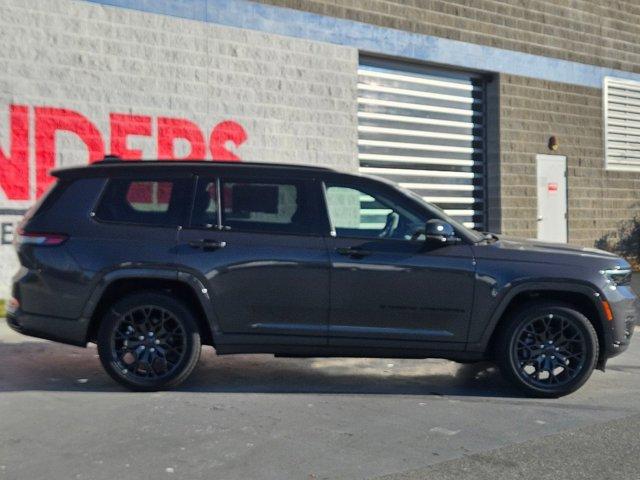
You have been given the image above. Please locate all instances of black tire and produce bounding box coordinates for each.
[97,292,201,391]
[495,301,599,398]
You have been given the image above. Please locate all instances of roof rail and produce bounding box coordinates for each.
[98,154,122,163]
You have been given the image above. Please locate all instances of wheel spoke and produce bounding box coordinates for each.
[512,312,587,390]
[110,304,187,382]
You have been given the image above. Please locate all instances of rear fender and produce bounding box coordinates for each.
[81,268,220,343]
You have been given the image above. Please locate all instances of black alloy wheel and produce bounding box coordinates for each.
[497,302,598,398]
[98,292,201,391]
[111,305,186,379]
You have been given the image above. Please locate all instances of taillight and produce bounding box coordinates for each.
[14,228,68,246]
[7,297,19,315]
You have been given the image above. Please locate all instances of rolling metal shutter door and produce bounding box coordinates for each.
[358,58,486,229]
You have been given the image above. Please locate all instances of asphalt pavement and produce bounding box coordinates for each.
[1,318,639,480]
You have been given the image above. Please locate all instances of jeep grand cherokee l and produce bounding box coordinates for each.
[7,160,638,397]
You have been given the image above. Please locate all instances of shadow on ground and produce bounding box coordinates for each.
[0,340,520,398]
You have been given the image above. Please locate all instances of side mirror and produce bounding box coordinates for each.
[423,219,459,244]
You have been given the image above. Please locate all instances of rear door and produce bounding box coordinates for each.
[177,174,331,345]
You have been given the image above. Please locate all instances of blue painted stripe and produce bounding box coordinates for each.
[84,0,640,89]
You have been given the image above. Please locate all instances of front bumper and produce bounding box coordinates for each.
[603,285,637,359]
[6,308,88,347]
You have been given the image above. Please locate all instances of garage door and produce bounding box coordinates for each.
[357,57,486,230]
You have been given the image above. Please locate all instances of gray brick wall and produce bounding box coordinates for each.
[498,74,640,249]
[253,0,640,75]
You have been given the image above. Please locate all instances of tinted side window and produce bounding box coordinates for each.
[325,183,425,240]
[24,179,70,221]
[95,178,191,227]
[220,178,320,235]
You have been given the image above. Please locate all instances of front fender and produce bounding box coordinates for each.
[466,280,608,353]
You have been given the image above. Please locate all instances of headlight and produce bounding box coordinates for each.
[600,268,632,289]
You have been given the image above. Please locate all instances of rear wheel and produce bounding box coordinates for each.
[496,302,598,398]
[97,292,201,391]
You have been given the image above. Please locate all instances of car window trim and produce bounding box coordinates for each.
[187,175,223,231]
[319,181,337,237]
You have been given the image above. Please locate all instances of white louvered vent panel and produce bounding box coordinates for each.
[605,77,640,172]
[358,59,486,230]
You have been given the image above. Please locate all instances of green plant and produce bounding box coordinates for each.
[595,215,640,271]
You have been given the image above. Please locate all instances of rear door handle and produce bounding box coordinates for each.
[335,247,371,259]
[189,239,227,251]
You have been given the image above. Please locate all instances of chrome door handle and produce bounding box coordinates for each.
[189,239,227,251]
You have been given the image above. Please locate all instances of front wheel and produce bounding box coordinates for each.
[97,292,201,391]
[496,302,599,398]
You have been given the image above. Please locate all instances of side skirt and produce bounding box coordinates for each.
[214,344,486,363]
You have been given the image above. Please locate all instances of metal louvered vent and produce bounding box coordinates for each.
[357,58,486,229]
[604,77,640,171]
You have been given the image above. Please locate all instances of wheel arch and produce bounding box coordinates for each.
[83,269,217,347]
[471,282,609,367]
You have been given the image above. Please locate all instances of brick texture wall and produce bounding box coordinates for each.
[499,76,599,241]
[498,74,640,249]
[253,0,640,74]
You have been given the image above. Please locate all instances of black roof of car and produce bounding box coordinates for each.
[52,159,338,179]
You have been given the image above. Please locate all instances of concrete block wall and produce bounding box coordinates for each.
[498,75,603,242]
[498,74,640,248]
[252,0,640,74]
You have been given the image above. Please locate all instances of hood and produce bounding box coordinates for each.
[475,234,628,268]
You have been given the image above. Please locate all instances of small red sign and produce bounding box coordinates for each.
[547,182,558,193]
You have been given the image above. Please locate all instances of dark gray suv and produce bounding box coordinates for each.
[7,160,638,396]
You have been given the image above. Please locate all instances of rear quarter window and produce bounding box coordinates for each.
[23,179,70,221]
[95,178,191,227]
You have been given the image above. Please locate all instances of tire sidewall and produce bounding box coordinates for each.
[500,303,598,398]
[97,292,201,391]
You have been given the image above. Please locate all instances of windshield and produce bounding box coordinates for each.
[399,187,486,243]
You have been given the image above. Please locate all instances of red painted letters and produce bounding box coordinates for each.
[157,117,206,160]
[0,104,248,201]
[110,113,152,160]
[210,120,247,161]
[35,107,106,196]
[0,105,29,200]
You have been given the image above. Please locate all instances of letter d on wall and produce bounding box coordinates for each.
[35,107,105,196]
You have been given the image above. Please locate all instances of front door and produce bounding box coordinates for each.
[177,175,330,345]
[323,180,476,346]
[536,154,567,243]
